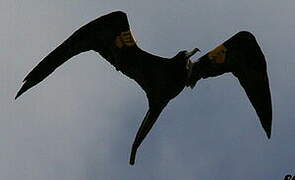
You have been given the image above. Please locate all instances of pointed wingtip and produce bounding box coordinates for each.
[261,119,272,139]
[15,86,25,100]
[15,93,20,100]
[15,80,32,100]
[266,129,271,139]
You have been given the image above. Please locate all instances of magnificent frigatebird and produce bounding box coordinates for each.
[15,11,272,165]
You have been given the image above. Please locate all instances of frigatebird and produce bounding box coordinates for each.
[15,11,272,165]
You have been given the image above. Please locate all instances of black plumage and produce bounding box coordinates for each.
[187,31,272,139]
[15,11,272,165]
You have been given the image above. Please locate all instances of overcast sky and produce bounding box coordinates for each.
[1,0,295,179]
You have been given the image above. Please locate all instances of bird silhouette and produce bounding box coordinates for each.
[15,11,272,165]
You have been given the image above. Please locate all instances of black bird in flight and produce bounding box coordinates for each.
[15,11,272,165]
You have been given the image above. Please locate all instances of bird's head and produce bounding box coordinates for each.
[175,48,200,61]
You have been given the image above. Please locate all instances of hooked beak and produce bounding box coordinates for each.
[185,48,200,59]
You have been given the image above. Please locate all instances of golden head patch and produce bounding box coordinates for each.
[208,44,227,63]
[115,30,136,48]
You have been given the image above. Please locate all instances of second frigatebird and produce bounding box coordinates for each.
[15,11,272,165]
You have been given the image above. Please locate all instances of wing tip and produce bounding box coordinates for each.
[266,131,271,139]
[261,117,272,139]
[265,124,272,139]
[15,80,35,100]
[15,93,20,100]
[260,107,272,140]
[15,83,27,100]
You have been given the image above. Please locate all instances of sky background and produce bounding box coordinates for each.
[1,0,295,179]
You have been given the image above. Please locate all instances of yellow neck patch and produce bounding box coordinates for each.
[115,30,136,48]
[208,44,227,63]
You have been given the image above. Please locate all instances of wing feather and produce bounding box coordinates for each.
[15,11,134,99]
[188,31,272,138]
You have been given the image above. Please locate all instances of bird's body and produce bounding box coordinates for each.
[110,46,189,104]
[16,11,272,165]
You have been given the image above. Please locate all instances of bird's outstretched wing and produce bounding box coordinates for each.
[15,11,137,99]
[187,31,272,138]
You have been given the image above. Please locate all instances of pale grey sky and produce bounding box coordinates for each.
[1,0,295,179]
